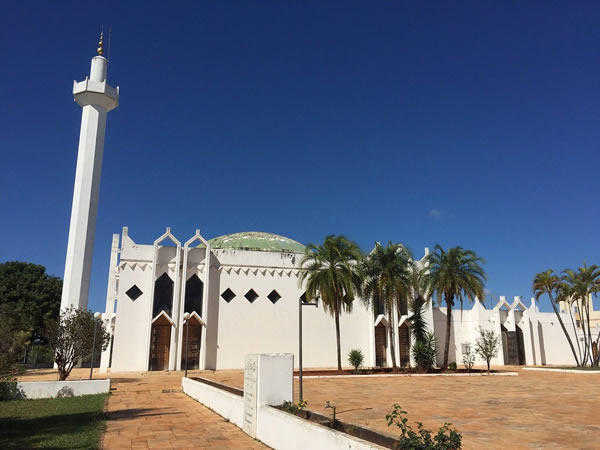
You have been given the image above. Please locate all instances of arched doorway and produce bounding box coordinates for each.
[181,315,202,370]
[375,323,387,367]
[398,323,410,367]
[149,314,172,371]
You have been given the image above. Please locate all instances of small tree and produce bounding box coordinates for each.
[462,343,475,372]
[348,349,364,374]
[46,306,109,381]
[475,328,500,374]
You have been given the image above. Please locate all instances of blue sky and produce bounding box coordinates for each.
[2,1,599,313]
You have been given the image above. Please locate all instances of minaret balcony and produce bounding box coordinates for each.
[73,78,119,111]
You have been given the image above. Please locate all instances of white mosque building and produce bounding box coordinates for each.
[60,37,579,374]
[98,226,579,373]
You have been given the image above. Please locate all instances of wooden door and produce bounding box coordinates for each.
[375,324,387,367]
[181,322,202,370]
[399,325,410,367]
[150,320,171,371]
[516,326,526,365]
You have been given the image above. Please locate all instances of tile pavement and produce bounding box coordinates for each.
[20,366,600,448]
[19,369,266,449]
[199,366,600,449]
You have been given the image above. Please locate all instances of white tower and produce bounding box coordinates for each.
[60,33,119,311]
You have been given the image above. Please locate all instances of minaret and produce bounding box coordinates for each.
[60,32,119,311]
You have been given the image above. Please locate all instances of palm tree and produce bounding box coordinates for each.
[533,269,580,366]
[561,264,600,366]
[408,264,430,345]
[362,242,413,370]
[426,245,487,370]
[555,281,583,365]
[299,235,363,371]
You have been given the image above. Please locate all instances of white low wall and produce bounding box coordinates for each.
[256,405,383,450]
[17,379,111,399]
[182,377,244,427]
[182,377,384,449]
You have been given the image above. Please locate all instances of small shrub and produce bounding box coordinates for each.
[448,362,457,371]
[348,349,364,374]
[281,400,307,414]
[475,328,501,374]
[0,375,25,401]
[412,332,437,372]
[462,343,476,372]
[387,404,462,449]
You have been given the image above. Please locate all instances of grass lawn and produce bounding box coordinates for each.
[0,393,108,449]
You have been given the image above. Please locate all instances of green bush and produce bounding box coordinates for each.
[462,343,475,372]
[448,362,457,371]
[348,349,364,374]
[387,404,462,449]
[412,332,437,372]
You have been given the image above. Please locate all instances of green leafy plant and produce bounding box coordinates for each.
[462,343,475,372]
[412,332,437,372]
[281,400,308,414]
[475,328,500,374]
[448,362,457,371]
[348,349,364,374]
[386,404,462,449]
[46,306,110,381]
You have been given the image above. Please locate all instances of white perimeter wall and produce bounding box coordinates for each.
[17,379,110,399]
[432,303,503,367]
[533,313,578,366]
[433,299,579,367]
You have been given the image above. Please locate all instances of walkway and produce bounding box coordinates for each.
[19,369,267,449]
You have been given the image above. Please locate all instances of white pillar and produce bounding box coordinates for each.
[61,41,119,312]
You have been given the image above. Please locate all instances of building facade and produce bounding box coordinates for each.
[99,227,578,373]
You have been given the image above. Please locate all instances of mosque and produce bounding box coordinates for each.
[61,36,580,374]
[97,226,580,373]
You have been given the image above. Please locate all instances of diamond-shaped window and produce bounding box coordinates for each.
[245,289,259,303]
[221,288,236,303]
[300,291,318,306]
[126,285,143,301]
[268,290,281,304]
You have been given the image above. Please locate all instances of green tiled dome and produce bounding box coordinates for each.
[206,231,306,253]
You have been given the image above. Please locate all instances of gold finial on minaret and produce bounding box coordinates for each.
[97,30,104,56]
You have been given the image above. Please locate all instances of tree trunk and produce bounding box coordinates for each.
[585,301,592,366]
[443,295,453,370]
[334,308,342,371]
[548,295,580,367]
[487,359,490,374]
[567,301,583,364]
[388,309,397,371]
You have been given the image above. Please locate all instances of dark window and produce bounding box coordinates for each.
[153,273,174,317]
[125,285,143,301]
[184,274,203,314]
[399,298,408,316]
[300,291,318,306]
[221,288,236,303]
[245,289,259,303]
[267,290,281,304]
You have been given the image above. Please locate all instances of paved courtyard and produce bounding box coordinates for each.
[20,367,600,448]
[199,367,600,449]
